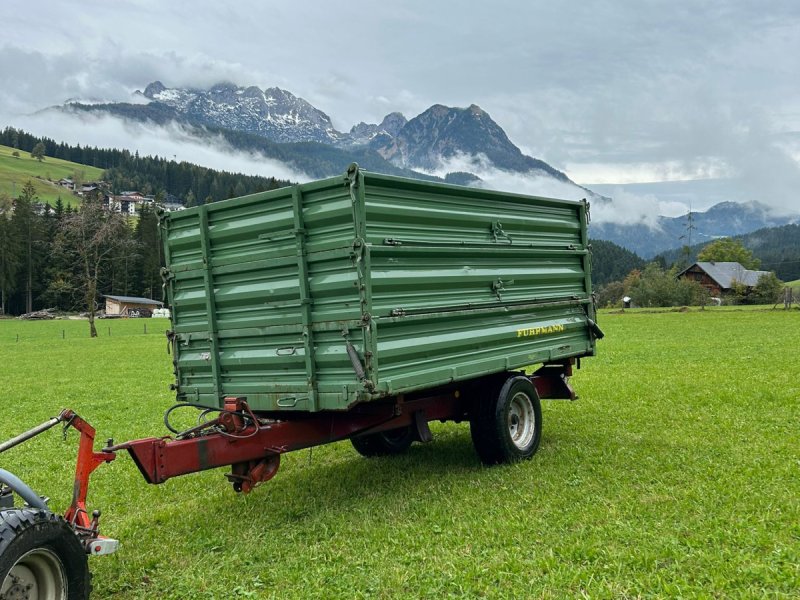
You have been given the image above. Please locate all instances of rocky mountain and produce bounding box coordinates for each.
[590,201,794,258]
[346,112,408,146]
[138,81,341,144]
[62,82,569,181]
[369,104,568,179]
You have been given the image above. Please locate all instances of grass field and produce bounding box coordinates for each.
[0,309,798,598]
[0,143,103,205]
[786,278,800,288]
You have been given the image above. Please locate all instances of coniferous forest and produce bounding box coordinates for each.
[0,182,163,315]
[0,128,293,316]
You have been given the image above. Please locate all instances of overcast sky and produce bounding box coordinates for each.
[2,0,800,214]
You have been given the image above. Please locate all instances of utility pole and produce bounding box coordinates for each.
[679,203,697,264]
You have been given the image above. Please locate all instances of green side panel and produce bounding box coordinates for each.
[358,172,593,397]
[373,304,592,394]
[162,168,596,412]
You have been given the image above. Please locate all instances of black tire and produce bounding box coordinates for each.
[470,375,542,465]
[0,509,91,599]
[351,426,415,457]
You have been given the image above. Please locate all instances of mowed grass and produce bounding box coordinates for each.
[0,310,798,598]
[0,143,102,205]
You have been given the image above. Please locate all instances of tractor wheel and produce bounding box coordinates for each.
[0,509,90,600]
[470,375,542,465]
[351,426,415,457]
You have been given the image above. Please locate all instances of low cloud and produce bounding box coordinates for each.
[1,110,311,183]
[425,153,686,227]
[425,153,589,200]
[590,188,687,227]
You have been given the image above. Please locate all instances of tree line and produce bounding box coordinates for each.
[0,127,297,321]
[0,183,161,320]
[0,127,292,204]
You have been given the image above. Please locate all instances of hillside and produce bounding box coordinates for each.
[590,239,646,286]
[654,223,800,282]
[0,128,292,205]
[0,144,102,205]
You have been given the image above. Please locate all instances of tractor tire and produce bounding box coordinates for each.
[0,509,91,600]
[470,375,542,465]
[351,426,415,457]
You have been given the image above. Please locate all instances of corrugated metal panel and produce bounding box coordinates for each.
[161,167,597,412]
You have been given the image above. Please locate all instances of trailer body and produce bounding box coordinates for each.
[161,165,597,412]
[0,167,602,597]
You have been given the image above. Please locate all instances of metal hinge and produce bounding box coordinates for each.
[491,221,512,243]
[491,278,514,300]
[345,163,361,191]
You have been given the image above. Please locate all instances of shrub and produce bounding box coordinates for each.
[628,263,705,307]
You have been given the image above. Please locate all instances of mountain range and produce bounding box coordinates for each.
[54,81,798,257]
[64,81,568,181]
[590,201,793,258]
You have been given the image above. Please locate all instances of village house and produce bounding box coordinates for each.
[56,179,104,194]
[103,295,163,318]
[101,192,185,215]
[102,191,147,215]
[677,262,771,296]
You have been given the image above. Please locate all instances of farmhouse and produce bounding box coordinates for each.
[678,261,770,296]
[104,295,163,317]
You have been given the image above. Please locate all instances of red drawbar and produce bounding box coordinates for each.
[118,394,464,491]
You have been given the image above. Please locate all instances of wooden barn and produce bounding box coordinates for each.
[678,262,770,296]
[104,295,163,318]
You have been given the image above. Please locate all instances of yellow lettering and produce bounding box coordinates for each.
[514,323,566,339]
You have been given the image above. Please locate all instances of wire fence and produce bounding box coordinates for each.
[0,318,171,343]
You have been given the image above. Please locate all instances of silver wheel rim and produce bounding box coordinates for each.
[508,391,535,450]
[0,547,67,600]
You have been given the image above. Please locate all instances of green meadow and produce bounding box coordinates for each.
[0,143,103,205]
[0,308,797,598]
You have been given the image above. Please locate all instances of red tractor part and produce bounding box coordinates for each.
[0,410,118,556]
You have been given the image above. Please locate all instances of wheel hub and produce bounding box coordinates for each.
[507,392,535,450]
[0,548,66,600]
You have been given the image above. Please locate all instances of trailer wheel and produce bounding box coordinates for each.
[351,426,415,457]
[470,376,542,465]
[0,509,90,600]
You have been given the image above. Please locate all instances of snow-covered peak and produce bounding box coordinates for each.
[138,81,342,144]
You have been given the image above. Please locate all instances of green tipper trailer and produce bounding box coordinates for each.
[0,166,602,596]
[162,164,600,415]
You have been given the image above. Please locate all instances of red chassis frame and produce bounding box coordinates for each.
[113,362,575,493]
[2,362,575,545]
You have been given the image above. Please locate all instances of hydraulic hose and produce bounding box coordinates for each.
[0,468,48,510]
